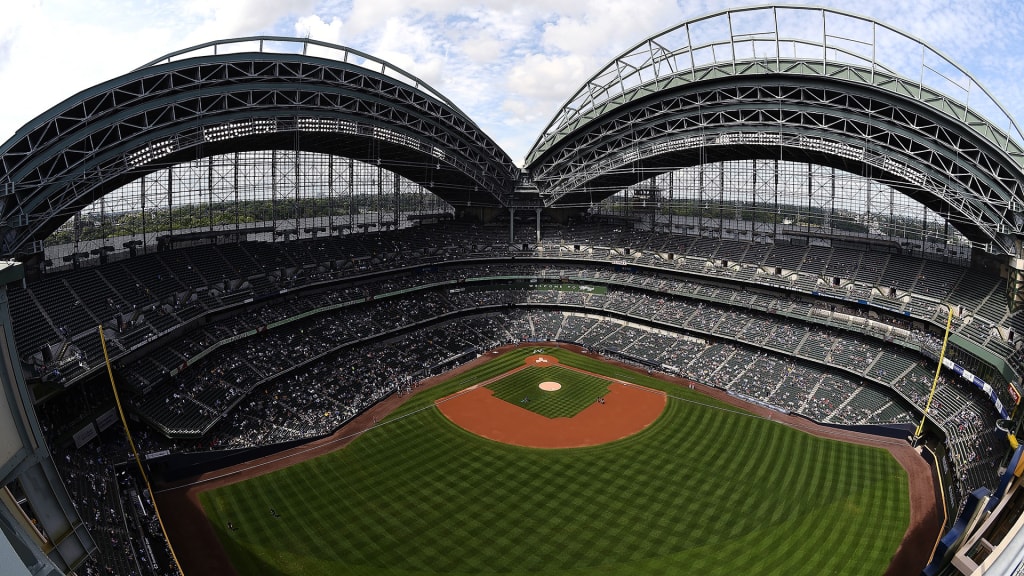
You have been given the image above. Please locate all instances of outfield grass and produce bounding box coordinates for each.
[199,347,909,575]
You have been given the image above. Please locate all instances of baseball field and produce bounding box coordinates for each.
[195,346,914,575]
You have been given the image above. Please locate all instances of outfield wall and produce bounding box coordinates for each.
[149,392,393,484]
[790,415,917,441]
[149,435,323,484]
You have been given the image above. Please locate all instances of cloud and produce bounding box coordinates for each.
[503,52,589,117]
[539,0,678,58]
[0,3,184,142]
[180,0,320,43]
[0,0,40,72]
[294,14,344,42]
[342,0,441,39]
[1,0,1022,166]
[455,7,534,65]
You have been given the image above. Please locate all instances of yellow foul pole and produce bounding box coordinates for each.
[915,307,955,439]
[98,325,185,575]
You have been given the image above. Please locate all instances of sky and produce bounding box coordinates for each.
[0,0,1022,167]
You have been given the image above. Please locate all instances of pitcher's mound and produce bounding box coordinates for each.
[539,381,562,391]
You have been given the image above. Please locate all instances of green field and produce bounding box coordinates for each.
[199,347,910,575]
[487,365,612,417]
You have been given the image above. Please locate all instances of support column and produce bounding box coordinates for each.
[0,263,94,573]
[509,208,515,244]
[536,208,542,243]
[1008,246,1024,314]
[140,173,147,254]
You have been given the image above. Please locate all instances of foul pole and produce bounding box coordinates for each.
[99,325,185,575]
[914,307,956,441]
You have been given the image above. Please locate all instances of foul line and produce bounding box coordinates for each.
[158,359,580,492]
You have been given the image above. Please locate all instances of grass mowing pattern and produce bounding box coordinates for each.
[200,348,909,576]
[487,365,611,418]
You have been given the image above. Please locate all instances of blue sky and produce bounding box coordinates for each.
[1,0,1022,166]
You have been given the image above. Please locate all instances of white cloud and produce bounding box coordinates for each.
[503,52,589,116]
[455,7,531,66]
[539,0,678,58]
[0,0,1022,166]
[180,0,320,43]
[294,14,345,43]
[0,0,40,71]
[343,0,426,38]
[0,3,183,141]
[355,16,449,92]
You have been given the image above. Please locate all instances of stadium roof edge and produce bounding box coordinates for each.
[133,35,477,130]
[526,4,1024,165]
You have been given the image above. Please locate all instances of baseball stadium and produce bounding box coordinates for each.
[1,5,1023,576]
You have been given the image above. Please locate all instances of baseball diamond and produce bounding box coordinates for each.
[436,354,667,448]
[187,346,918,576]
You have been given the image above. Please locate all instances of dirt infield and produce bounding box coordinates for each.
[154,343,941,576]
[436,369,666,448]
[436,352,665,448]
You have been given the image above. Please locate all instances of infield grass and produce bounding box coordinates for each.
[199,347,910,575]
[487,365,612,417]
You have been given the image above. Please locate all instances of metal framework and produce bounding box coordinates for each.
[2,7,1024,259]
[525,5,1024,255]
[0,37,519,257]
[47,151,452,265]
[595,159,972,262]
[0,263,93,574]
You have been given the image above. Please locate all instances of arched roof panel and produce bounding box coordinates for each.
[0,37,519,256]
[524,6,1024,255]
[2,13,1023,257]
[526,5,1024,167]
[135,37,464,117]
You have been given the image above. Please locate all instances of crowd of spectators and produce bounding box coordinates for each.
[41,290,996,575]
[19,223,1021,575]
[193,314,509,450]
[42,428,177,576]
[100,261,1007,454]
[10,222,1018,391]
[46,271,1001,508]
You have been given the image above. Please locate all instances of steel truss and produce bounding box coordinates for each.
[596,159,971,260]
[46,151,451,266]
[0,38,518,257]
[527,80,1024,254]
[529,6,1024,166]
[526,6,1024,256]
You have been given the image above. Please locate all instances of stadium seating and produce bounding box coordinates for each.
[24,225,1020,576]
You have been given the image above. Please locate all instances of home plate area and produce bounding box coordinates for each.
[436,354,666,448]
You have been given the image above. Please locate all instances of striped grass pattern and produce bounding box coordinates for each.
[487,365,612,418]
[200,348,909,575]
